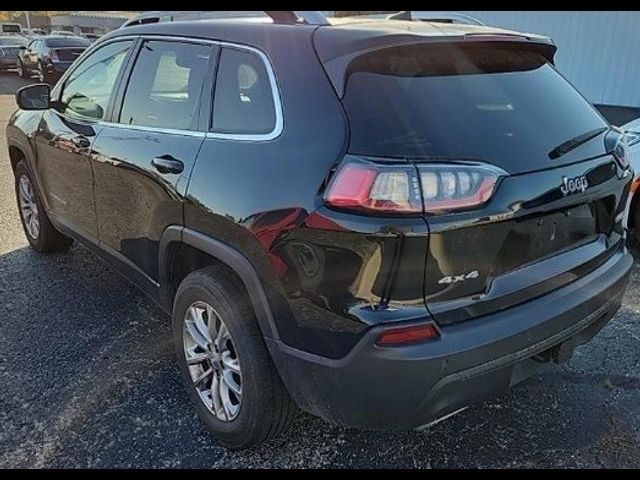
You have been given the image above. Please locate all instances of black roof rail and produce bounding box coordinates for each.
[387,11,485,27]
[121,11,330,28]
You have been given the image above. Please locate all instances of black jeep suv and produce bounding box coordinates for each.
[6,11,634,450]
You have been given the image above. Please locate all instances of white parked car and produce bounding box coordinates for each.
[623,118,640,237]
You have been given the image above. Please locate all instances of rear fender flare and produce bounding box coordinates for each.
[158,226,280,340]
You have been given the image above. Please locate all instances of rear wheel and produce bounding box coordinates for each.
[173,266,296,450]
[14,161,73,253]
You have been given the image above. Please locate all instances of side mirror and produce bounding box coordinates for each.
[16,84,50,111]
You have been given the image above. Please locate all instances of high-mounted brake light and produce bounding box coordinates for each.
[376,324,440,347]
[325,160,506,215]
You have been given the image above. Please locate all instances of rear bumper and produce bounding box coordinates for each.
[267,242,632,430]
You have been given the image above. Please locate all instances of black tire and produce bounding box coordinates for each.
[173,266,297,450]
[14,161,73,253]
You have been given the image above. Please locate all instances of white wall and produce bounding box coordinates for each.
[460,11,640,108]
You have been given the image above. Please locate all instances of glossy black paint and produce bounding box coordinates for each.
[421,155,631,325]
[5,18,633,369]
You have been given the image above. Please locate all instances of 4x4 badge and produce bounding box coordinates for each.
[560,175,589,196]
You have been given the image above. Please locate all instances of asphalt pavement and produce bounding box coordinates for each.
[0,72,639,468]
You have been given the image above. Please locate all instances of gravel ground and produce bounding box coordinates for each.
[0,72,639,468]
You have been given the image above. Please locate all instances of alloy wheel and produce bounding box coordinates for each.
[18,174,40,240]
[183,301,243,422]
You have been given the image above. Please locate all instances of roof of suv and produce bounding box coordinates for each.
[106,16,553,54]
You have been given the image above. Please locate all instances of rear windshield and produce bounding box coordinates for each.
[0,36,27,46]
[343,44,608,161]
[1,25,21,34]
[45,37,90,48]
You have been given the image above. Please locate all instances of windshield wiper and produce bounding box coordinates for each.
[548,127,609,160]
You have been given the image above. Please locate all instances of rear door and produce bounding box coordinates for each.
[91,38,215,284]
[340,42,630,325]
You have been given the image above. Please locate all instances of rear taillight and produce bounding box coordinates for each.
[324,162,422,214]
[417,163,506,214]
[375,324,440,347]
[324,159,506,215]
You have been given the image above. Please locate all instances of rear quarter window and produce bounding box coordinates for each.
[212,47,277,136]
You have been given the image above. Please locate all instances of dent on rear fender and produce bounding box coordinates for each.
[259,207,431,358]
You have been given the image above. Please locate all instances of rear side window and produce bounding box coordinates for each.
[60,40,133,120]
[45,38,91,48]
[343,44,607,164]
[2,24,21,34]
[212,47,276,135]
[120,40,212,130]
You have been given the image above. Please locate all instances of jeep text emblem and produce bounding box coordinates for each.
[560,175,589,197]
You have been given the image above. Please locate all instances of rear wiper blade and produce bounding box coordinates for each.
[548,127,609,160]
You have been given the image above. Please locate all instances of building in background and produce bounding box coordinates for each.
[49,11,136,35]
[324,10,640,124]
[458,11,640,123]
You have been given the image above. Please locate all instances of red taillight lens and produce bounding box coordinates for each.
[325,160,506,215]
[325,162,423,214]
[376,324,440,347]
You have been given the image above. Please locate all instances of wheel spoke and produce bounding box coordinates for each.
[220,387,233,420]
[206,304,219,345]
[30,217,39,238]
[192,306,212,344]
[193,367,213,386]
[215,322,229,353]
[186,352,209,365]
[184,319,209,351]
[221,370,242,396]
[210,373,224,418]
[221,351,241,374]
[19,178,31,200]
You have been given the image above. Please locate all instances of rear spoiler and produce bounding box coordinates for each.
[320,34,557,98]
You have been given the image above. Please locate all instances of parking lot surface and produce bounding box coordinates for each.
[0,72,639,468]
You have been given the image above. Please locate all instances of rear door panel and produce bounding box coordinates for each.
[91,127,204,280]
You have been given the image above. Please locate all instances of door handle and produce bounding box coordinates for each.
[152,155,185,175]
[71,135,91,148]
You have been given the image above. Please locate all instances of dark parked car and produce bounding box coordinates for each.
[5,11,634,450]
[0,35,28,72]
[17,35,90,84]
